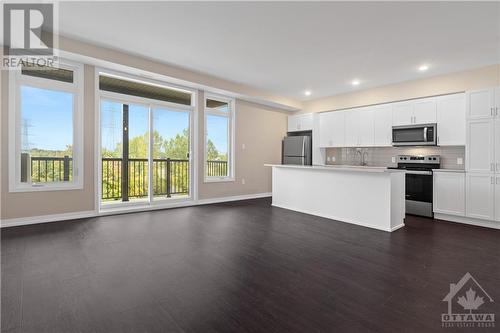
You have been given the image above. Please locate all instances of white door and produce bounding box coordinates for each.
[467,119,495,173]
[287,115,299,132]
[467,88,494,119]
[392,102,414,126]
[373,105,393,146]
[466,173,495,220]
[413,97,437,124]
[344,109,360,147]
[495,118,500,172]
[319,112,334,147]
[358,107,375,146]
[437,94,466,146]
[433,172,466,216]
[331,111,346,147]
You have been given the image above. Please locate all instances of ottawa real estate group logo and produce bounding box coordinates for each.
[2,2,59,70]
[442,272,495,328]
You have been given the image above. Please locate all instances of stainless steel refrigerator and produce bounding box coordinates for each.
[282,136,312,165]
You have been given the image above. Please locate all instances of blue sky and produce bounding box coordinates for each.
[22,90,228,155]
[21,86,73,151]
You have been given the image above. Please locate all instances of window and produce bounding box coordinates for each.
[9,60,84,191]
[204,94,235,181]
[98,71,194,206]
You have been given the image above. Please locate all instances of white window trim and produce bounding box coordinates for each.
[8,59,84,192]
[95,67,197,211]
[204,93,235,183]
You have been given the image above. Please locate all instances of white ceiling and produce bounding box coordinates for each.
[58,1,500,101]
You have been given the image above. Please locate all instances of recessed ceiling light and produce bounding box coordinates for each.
[304,90,312,96]
[351,79,360,86]
[418,64,429,72]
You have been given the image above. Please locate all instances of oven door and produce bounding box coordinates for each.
[405,171,433,203]
[392,124,436,146]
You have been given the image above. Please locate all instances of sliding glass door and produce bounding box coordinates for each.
[100,98,192,206]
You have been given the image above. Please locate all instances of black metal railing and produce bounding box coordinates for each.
[26,154,73,183]
[101,158,227,201]
[24,155,227,201]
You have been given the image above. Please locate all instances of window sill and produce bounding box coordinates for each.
[9,183,83,193]
[204,177,235,183]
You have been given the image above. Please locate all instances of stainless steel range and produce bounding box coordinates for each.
[391,155,440,218]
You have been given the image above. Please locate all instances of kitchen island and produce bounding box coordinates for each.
[265,164,406,232]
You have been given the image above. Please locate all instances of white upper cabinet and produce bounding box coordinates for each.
[319,111,345,147]
[466,173,495,220]
[466,119,495,173]
[392,102,414,126]
[288,113,313,132]
[358,107,375,147]
[413,98,437,124]
[436,93,466,146]
[467,88,495,119]
[345,109,360,147]
[373,105,393,147]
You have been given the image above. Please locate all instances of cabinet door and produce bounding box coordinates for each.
[287,116,299,132]
[373,105,393,146]
[331,111,346,147]
[319,112,333,147]
[344,109,360,147]
[392,102,414,126]
[433,172,465,216]
[496,118,500,172]
[358,107,375,147]
[467,119,495,173]
[413,97,437,124]
[466,173,495,220]
[299,113,313,131]
[496,177,500,222]
[467,88,494,119]
[437,94,466,146]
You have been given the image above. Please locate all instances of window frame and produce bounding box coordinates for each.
[204,93,235,183]
[8,59,84,192]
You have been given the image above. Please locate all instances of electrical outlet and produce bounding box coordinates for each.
[392,156,396,163]
[241,178,246,185]
[242,143,246,150]
[327,156,331,162]
[457,157,463,165]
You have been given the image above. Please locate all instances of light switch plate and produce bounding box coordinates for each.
[392,156,396,163]
[457,157,463,165]
[241,178,246,185]
[332,156,336,162]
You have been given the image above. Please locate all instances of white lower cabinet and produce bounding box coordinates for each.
[466,173,495,220]
[496,176,500,222]
[433,172,465,216]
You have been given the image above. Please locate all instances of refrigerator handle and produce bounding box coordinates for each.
[302,138,306,165]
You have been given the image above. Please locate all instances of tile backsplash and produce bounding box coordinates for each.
[325,146,465,170]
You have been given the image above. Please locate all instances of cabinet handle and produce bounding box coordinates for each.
[496,107,499,116]
[491,107,495,116]
[497,163,499,172]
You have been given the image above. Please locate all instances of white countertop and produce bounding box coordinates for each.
[432,169,466,173]
[265,164,405,173]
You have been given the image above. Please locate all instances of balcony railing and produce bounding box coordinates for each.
[24,155,227,201]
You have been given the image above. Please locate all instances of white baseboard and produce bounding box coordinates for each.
[197,192,272,205]
[271,203,398,232]
[0,210,97,228]
[390,223,405,232]
[0,193,272,228]
[434,213,500,230]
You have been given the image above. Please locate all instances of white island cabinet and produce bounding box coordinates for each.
[265,165,406,232]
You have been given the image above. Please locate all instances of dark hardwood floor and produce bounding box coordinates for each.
[2,198,499,333]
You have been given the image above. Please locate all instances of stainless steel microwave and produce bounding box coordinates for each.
[392,123,437,146]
